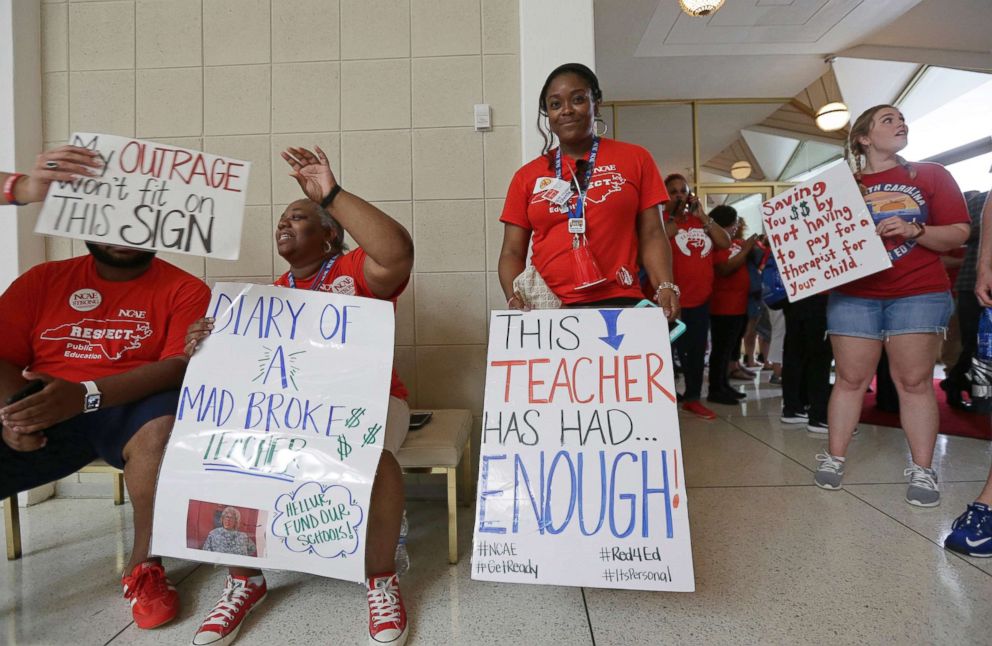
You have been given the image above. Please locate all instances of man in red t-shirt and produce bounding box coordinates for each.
[0,242,210,630]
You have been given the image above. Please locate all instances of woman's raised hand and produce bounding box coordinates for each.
[281,146,337,204]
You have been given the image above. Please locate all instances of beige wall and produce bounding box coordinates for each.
[41,0,521,495]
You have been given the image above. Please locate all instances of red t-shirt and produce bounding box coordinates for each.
[840,162,969,298]
[273,248,409,400]
[0,256,210,382]
[668,214,715,308]
[710,241,750,316]
[500,138,669,304]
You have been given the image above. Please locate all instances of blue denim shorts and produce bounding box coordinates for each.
[826,291,953,340]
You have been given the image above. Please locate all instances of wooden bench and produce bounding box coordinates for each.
[396,409,474,565]
[4,460,124,560]
[4,410,476,564]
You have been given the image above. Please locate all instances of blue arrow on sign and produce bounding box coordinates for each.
[597,309,625,350]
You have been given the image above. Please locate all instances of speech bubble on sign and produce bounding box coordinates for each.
[271,481,364,558]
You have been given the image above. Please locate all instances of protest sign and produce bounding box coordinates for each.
[762,163,891,301]
[471,308,694,591]
[35,133,250,259]
[151,283,394,582]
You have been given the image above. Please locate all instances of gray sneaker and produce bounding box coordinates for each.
[904,464,940,507]
[814,452,845,489]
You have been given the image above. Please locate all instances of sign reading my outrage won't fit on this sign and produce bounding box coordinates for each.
[762,163,891,301]
[35,133,250,259]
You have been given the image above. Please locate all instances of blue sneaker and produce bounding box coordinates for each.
[943,502,992,557]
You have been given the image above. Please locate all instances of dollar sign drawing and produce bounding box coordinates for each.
[362,423,382,447]
[337,435,352,460]
[346,407,366,428]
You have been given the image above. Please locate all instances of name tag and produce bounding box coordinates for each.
[568,217,586,234]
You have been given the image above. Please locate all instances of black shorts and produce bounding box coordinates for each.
[0,390,179,499]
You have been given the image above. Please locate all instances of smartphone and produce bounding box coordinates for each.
[635,299,687,342]
[409,411,433,430]
[5,379,44,405]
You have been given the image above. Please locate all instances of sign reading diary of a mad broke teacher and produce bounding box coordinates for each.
[762,162,891,301]
[472,308,694,591]
[35,133,250,259]
[151,283,394,582]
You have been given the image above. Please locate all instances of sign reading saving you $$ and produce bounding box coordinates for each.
[35,133,250,259]
[762,162,891,301]
[472,308,694,591]
[151,283,394,582]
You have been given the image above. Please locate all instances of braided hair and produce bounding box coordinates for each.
[845,104,916,196]
[537,63,603,168]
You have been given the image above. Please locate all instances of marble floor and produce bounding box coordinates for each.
[2,377,992,645]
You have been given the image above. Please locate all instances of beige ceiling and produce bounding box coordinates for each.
[594,0,992,102]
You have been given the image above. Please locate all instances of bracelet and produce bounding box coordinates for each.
[3,173,26,206]
[320,184,343,209]
[655,281,680,300]
[912,221,926,239]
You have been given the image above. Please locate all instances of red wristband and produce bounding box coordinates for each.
[3,173,26,206]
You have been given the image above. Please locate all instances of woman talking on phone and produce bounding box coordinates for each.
[813,105,970,507]
[497,63,679,319]
[664,174,731,419]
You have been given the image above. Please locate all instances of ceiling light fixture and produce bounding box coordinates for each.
[730,160,752,180]
[815,56,850,132]
[679,0,725,17]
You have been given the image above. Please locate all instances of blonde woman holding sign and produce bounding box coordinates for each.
[814,105,970,506]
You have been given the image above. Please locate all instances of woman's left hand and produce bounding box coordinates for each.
[282,146,337,204]
[876,216,916,239]
[657,288,680,322]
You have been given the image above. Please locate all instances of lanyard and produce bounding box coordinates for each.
[555,137,599,220]
[287,255,338,290]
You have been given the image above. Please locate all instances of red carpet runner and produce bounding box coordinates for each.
[859,379,992,440]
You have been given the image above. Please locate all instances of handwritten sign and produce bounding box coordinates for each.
[151,283,394,582]
[761,163,891,301]
[35,133,250,259]
[471,308,694,591]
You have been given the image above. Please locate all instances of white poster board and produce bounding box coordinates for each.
[152,283,394,582]
[762,163,891,301]
[35,133,250,259]
[471,308,694,591]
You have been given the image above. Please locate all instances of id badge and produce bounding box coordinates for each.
[568,217,586,234]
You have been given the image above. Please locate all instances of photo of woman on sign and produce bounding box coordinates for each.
[201,506,258,557]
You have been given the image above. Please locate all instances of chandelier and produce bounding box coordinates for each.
[679,0,725,17]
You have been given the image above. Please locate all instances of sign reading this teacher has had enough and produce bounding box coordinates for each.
[762,162,891,301]
[151,283,394,582]
[472,308,694,591]
[35,133,250,259]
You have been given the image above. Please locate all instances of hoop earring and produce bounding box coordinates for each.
[323,240,333,254]
[594,117,608,138]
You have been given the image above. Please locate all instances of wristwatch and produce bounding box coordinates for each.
[82,380,102,413]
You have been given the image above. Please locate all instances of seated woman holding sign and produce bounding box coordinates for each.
[814,105,970,507]
[498,63,679,320]
[185,146,414,646]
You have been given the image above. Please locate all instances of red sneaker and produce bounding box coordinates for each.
[121,561,179,629]
[192,575,268,646]
[367,572,408,646]
[683,400,717,420]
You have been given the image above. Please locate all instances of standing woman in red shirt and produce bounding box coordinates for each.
[498,63,679,320]
[665,174,731,418]
[814,105,970,506]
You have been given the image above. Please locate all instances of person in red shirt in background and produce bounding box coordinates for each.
[664,174,731,419]
[706,205,756,405]
[0,243,210,630]
[499,63,678,320]
[814,105,970,507]
[184,146,414,646]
